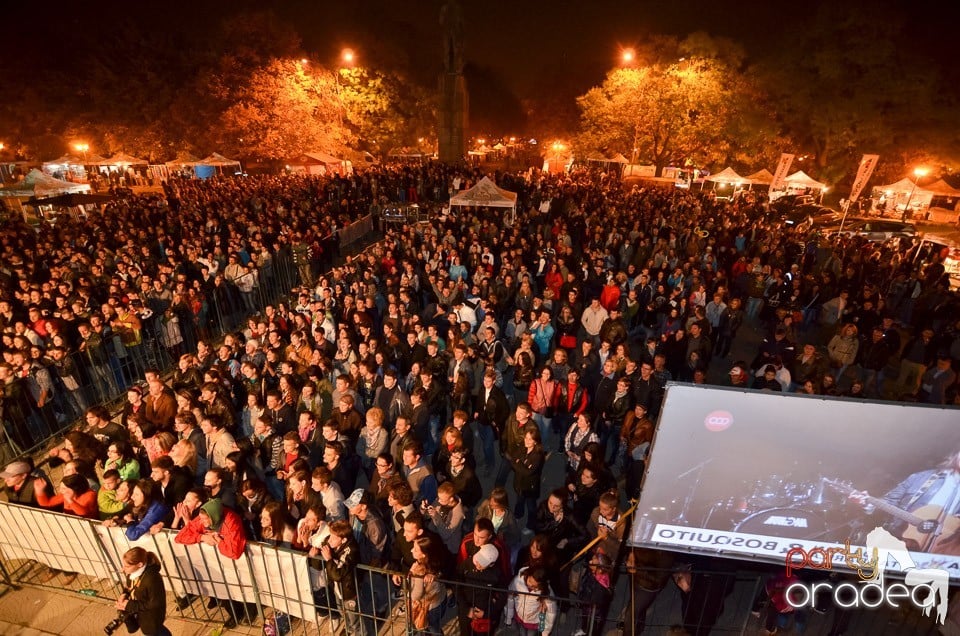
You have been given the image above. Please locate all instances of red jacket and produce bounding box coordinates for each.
[37,489,99,519]
[175,508,247,559]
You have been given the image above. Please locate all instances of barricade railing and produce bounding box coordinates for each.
[2,227,380,460]
[0,501,608,635]
[339,214,374,251]
[0,500,947,634]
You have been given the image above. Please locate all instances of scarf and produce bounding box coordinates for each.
[298,422,316,443]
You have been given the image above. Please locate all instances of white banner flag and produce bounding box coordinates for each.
[769,153,795,193]
[849,154,880,202]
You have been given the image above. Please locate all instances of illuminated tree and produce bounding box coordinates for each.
[338,68,437,157]
[215,59,343,160]
[577,57,741,175]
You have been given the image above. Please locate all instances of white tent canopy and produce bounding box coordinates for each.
[704,167,747,183]
[166,152,201,167]
[42,154,104,169]
[198,153,241,167]
[102,152,148,167]
[922,179,960,197]
[448,176,517,210]
[874,177,920,194]
[784,170,827,190]
[288,152,349,175]
[745,169,774,185]
[0,169,91,198]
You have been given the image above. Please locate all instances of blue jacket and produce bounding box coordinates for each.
[126,501,171,540]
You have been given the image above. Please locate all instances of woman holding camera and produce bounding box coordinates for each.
[115,547,169,636]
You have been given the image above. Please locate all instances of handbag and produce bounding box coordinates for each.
[559,334,577,349]
[411,599,429,630]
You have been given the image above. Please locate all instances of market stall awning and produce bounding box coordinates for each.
[874,178,922,194]
[704,167,747,183]
[448,176,517,209]
[292,151,344,165]
[0,169,91,198]
[745,169,774,184]
[609,153,630,164]
[198,153,241,167]
[922,179,960,197]
[165,152,201,167]
[43,154,105,167]
[103,152,148,166]
[784,170,827,190]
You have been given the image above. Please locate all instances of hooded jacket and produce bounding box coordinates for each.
[174,499,247,559]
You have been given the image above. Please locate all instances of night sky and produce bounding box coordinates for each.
[2,0,957,132]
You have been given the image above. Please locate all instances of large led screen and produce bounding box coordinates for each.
[629,384,960,580]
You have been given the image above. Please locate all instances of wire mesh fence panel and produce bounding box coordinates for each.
[0,502,118,597]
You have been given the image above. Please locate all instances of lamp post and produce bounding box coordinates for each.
[901,167,929,222]
[335,49,357,129]
[73,143,89,162]
[621,48,635,66]
[551,141,566,173]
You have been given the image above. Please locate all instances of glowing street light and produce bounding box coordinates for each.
[300,58,309,65]
[551,141,567,172]
[341,48,355,65]
[73,142,90,162]
[621,48,635,65]
[901,167,930,222]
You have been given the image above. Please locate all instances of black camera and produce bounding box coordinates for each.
[104,610,138,635]
[103,613,125,635]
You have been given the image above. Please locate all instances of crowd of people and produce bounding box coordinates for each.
[1,162,958,635]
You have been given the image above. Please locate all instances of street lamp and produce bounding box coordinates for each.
[551,141,566,172]
[621,48,635,65]
[901,167,929,222]
[73,143,90,163]
[334,49,357,129]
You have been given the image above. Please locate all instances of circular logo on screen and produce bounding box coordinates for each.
[704,410,733,432]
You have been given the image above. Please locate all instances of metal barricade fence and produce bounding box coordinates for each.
[0,501,612,635]
[0,500,947,635]
[339,214,374,251]
[1,228,380,460]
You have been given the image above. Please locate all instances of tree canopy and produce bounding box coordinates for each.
[576,36,779,175]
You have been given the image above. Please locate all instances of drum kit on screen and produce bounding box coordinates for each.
[703,475,847,540]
